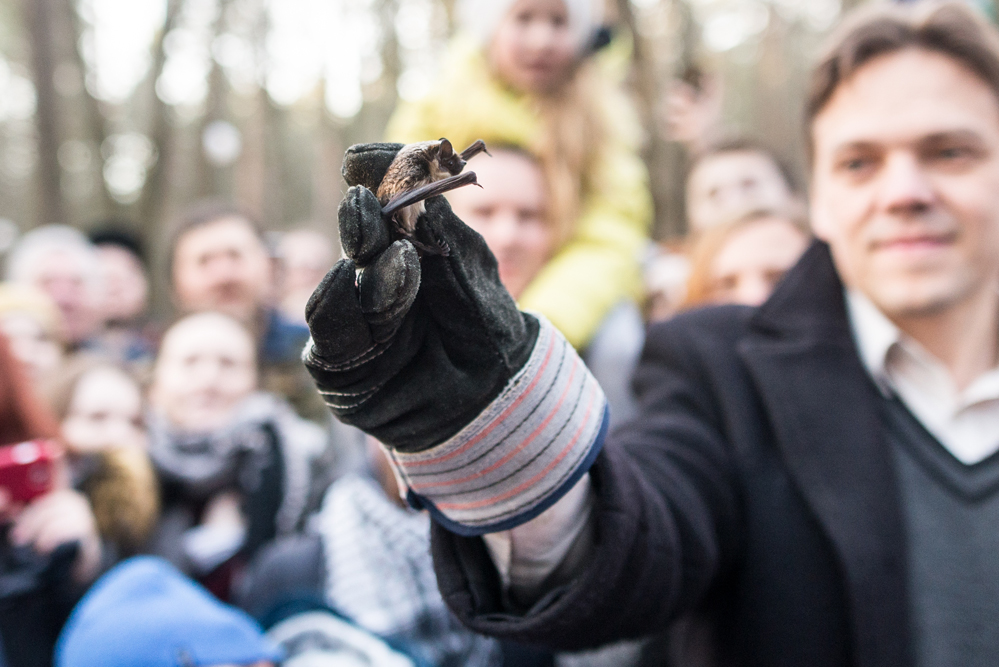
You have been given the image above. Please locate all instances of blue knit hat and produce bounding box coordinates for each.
[56,557,283,667]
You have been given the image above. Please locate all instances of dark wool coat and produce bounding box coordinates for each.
[430,241,916,667]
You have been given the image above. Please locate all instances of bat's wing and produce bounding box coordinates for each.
[382,171,479,219]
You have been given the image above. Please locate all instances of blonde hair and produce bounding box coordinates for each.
[533,59,612,246]
[0,282,61,337]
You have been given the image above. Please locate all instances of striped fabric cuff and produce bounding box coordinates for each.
[386,315,609,536]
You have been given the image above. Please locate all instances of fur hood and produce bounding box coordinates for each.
[75,447,160,557]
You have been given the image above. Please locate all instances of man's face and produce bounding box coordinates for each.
[811,49,999,320]
[172,217,273,325]
[686,150,794,232]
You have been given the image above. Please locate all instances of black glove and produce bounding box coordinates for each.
[305,143,607,535]
[304,143,539,453]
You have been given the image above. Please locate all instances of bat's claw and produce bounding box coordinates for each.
[403,234,450,258]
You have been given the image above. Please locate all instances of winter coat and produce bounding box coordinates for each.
[430,242,919,666]
[385,38,652,350]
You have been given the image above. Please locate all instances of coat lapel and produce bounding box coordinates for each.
[738,241,911,667]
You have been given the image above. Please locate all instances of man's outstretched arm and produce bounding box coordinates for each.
[304,143,740,650]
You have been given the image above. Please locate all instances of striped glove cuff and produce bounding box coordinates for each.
[385,316,609,536]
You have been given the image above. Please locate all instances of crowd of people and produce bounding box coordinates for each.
[3,0,994,665]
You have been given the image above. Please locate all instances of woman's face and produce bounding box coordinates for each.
[150,315,257,432]
[62,366,145,455]
[447,151,553,299]
[488,0,577,94]
[708,217,809,306]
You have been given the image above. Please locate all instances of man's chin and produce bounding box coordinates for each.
[865,277,970,320]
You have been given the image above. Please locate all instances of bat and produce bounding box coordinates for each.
[377,138,489,256]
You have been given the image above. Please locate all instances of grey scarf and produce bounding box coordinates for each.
[147,391,330,534]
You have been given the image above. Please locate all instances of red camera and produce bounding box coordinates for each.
[0,440,60,504]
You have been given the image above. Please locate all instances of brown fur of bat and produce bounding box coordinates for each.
[376,138,488,255]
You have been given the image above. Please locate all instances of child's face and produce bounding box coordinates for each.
[150,315,257,432]
[488,0,577,94]
[62,366,145,454]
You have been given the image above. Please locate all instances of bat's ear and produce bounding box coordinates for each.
[439,138,454,158]
[342,143,404,190]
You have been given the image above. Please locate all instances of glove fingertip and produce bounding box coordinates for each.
[342,143,404,190]
[339,186,392,266]
[359,240,421,342]
[305,257,358,326]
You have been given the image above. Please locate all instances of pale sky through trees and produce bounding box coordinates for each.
[0,0,991,266]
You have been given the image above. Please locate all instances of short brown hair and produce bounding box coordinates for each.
[808,2,999,142]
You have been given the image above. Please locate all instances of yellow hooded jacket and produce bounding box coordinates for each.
[385,39,652,349]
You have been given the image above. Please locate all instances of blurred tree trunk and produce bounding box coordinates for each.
[312,83,344,242]
[440,0,457,30]
[137,0,183,318]
[236,92,267,223]
[263,101,285,226]
[196,0,233,200]
[25,0,66,226]
[138,0,184,235]
[616,0,692,240]
[64,0,115,220]
[235,6,269,224]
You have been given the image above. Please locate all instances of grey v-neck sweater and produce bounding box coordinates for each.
[885,398,999,667]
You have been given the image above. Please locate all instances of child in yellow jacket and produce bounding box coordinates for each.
[385,0,652,350]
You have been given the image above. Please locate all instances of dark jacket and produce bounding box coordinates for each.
[430,241,913,667]
[0,534,80,667]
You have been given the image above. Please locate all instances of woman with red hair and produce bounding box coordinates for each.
[0,331,103,667]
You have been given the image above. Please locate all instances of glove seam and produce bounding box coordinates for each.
[304,341,390,373]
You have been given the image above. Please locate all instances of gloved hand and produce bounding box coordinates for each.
[304,143,607,535]
[305,142,539,452]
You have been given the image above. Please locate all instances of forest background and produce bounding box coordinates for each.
[1,0,996,302]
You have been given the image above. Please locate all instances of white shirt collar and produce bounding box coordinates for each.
[846,288,999,408]
[845,289,901,396]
